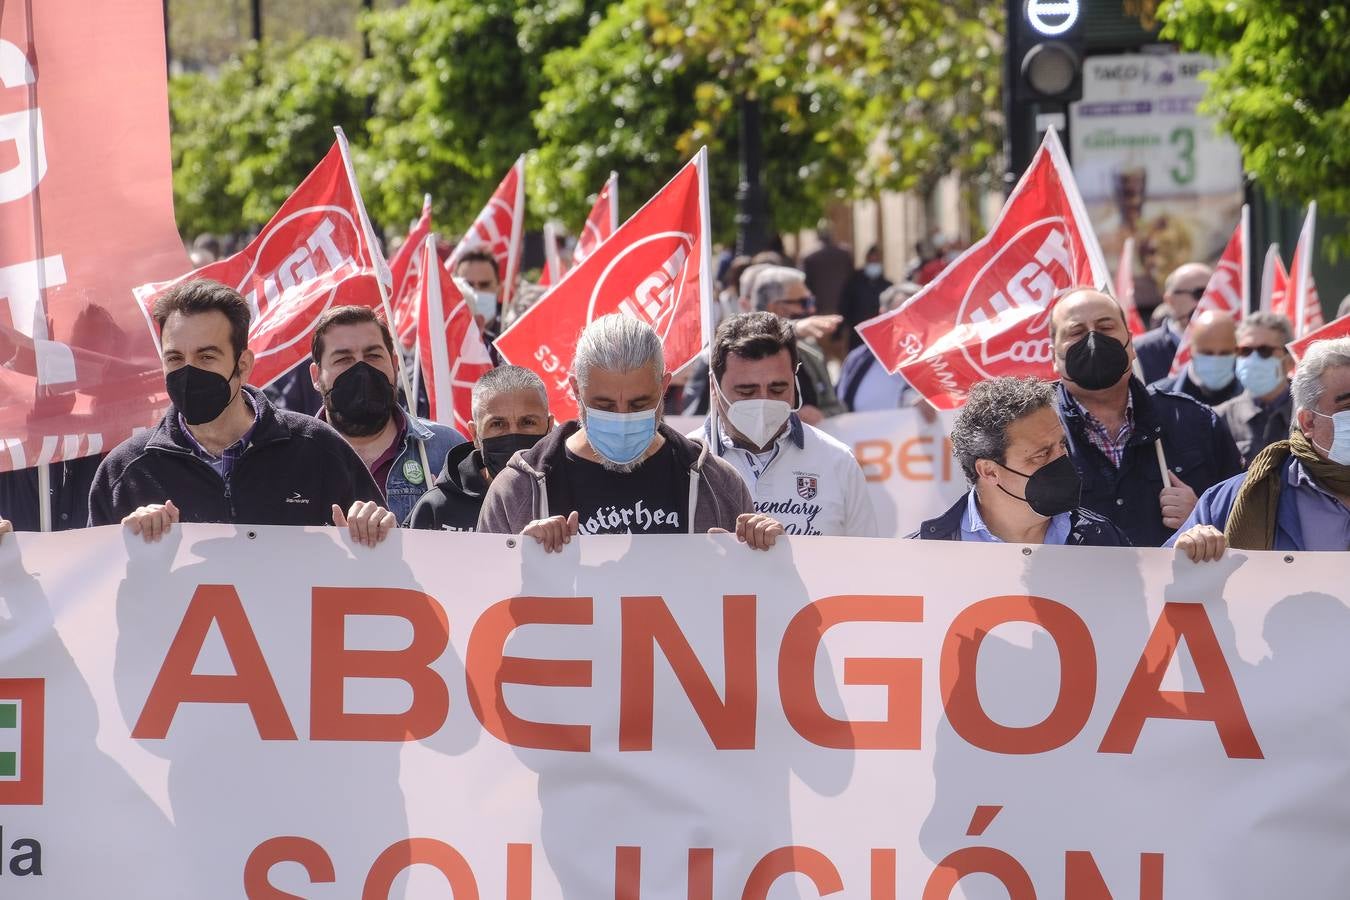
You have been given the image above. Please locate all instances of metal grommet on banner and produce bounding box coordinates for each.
[247,531,257,540]
[506,538,517,549]
[1021,547,1032,556]
[1283,555,1294,564]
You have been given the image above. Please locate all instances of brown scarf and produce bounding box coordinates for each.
[1225,429,1350,550]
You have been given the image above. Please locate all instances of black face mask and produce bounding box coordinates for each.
[325,361,396,437]
[479,431,545,478]
[995,455,1082,518]
[1064,331,1131,391]
[167,363,238,426]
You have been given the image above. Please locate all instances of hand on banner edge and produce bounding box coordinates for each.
[1175,524,1228,563]
[713,513,784,551]
[523,511,580,553]
[122,500,180,543]
[332,501,397,548]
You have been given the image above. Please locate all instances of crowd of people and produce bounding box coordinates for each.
[1,225,1348,568]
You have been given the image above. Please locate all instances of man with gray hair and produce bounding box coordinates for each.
[1172,337,1350,558]
[478,315,784,551]
[914,377,1129,544]
[1214,311,1296,460]
[409,365,553,531]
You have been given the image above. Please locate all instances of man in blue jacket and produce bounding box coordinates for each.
[914,376,1129,545]
[1051,288,1243,547]
[308,305,465,523]
[1171,336,1350,558]
[89,280,395,546]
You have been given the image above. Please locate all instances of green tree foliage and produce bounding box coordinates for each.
[170,39,369,237]
[1159,0,1350,253]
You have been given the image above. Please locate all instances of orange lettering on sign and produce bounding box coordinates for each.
[1100,602,1262,759]
[133,584,296,740]
[309,587,450,742]
[742,846,844,899]
[465,596,593,751]
[243,836,335,899]
[619,594,757,751]
[361,839,479,900]
[780,595,923,749]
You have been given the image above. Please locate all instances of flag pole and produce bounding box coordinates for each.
[1132,358,1171,485]
[334,127,434,484]
[37,463,52,532]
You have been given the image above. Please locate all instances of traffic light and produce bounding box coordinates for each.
[1005,0,1086,180]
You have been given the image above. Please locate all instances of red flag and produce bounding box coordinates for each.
[415,235,493,434]
[1288,311,1350,362]
[1168,206,1249,377]
[540,219,562,286]
[856,129,1108,409]
[136,132,391,390]
[494,150,714,420]
[539,171,618,287]
[1287,202,1324,339]
[388,194,432,350]
[0,2,189,472]
[1114,236,1146,337]
[1261,244,1289,318]
[446,156,525,309]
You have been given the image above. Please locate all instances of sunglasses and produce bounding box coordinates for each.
[1236,345,1285,359]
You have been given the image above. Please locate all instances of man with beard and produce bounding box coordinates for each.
[477,315,783,551]
[309,305,466,524]
[409,365,553,531]
[89,280,395,546]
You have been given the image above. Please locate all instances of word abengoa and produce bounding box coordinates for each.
[133,584,1259,759]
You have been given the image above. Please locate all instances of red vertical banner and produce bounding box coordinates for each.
[0,2,188,471]
[389,194,433,349]
[446,156,525,309]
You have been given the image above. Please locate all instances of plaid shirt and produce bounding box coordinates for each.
[180,393,259,481]
[1070,391,1135,468]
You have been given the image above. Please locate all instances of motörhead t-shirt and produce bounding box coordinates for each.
[548,441,688,535]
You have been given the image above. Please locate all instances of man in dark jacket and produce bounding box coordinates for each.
[478,315,783,551]
[1051,288,1243,547]
[914,376,1129,545]
[1133,262,1211,383]
[409,365,553,531]
[1148,309,1242,407]
[89,279,395,546]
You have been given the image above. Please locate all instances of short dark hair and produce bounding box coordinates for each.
[310,305,396,366]
[151,279,251,362]
[710,311,798,383]
[950,377,1057,484]
[455,247,500,282]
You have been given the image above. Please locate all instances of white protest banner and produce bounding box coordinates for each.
[2,526,1348,897]
[670,409,965,537]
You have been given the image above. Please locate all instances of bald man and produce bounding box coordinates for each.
[1133,262,1212,383]
[1150,309,1242,407]
[1051,288,1244,546]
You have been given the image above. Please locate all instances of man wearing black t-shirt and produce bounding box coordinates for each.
[478,315,783,550]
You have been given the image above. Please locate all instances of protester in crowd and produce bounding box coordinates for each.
[1133,262,1212,383]
[455,246,503,334]
[309,305,465,524]
[801,219,853,359]
[409,365,553,531]
[916,377,1129,544]
[837,244,892,350]
[1214,312,1296,462]
[478,315,782,551]
[692,312,877,536]
[1171,337,1350,559]
[681,265,843,421]
[836,282,934,418]
[1051,287,1244,547]
[0,457,104,532]
[713,253,753,331]
[89,280,395,546]
[1149,309,1242,407]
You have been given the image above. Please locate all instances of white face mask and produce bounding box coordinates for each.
[863,261,883,279]
[473,290,498,321]
[1310,409,1350,466]
[714,377,796,450]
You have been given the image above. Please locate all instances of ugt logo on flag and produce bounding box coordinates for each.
[0,680,44,805]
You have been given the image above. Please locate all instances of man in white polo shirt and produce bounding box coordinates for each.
[691,311,878,536]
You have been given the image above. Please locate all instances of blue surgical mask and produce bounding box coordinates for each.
[1310,410,1350,466]
[1191,352,1236,391]
[1235,353,1284,399]
[583,406,658,465]
[863,262,883,279]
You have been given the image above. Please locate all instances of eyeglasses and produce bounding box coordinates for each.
[1236,345,1285,359]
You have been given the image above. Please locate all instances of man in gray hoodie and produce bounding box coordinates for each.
[477,315,783,551]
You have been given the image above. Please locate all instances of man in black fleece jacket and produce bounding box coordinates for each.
[89,280,395,546]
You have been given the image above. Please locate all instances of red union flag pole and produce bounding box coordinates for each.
[494,149,712,420]
[856,129,1109,409]
[388,193,433,350]
[1114,236,1147,337]
[415,234,493,434]
[1260,244,1289,315]
[1168,206,1249,377]
[446,155,525,309]
[135,134,392,390]
[1286,202,1324,340]
[540,170,619,287]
